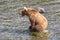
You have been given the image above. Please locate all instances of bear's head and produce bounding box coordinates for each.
[19,7,39,16]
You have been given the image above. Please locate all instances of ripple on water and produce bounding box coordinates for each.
[49,33,60,40]
[0,31,31,40]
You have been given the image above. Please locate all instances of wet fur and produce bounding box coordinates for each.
[20,8,48,32]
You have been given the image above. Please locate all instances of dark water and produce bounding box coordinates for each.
[0,0,60,40]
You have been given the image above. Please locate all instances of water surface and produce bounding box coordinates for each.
[0,0,60,40]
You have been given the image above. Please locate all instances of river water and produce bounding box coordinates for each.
[0,0,60,40]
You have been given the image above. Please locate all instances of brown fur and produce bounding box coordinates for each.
[19,7,48,32]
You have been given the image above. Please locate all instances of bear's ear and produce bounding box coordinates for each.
[23,7,28,10]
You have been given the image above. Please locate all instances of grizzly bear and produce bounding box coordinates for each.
[19,7,48,32]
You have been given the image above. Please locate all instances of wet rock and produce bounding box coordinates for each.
[34,7,46,13]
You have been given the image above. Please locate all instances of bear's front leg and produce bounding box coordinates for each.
[29,18,35,28]
[29,18,35,32]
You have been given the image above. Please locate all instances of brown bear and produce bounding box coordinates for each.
[19,7,48,32]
